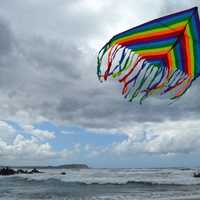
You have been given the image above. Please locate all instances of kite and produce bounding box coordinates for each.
[97,7,200,104]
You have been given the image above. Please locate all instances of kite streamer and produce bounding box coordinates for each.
[97,7,200,103]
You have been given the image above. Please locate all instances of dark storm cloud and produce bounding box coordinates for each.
[0,18,13,56]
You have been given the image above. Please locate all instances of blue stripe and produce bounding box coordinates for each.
[148,58,167,67]
[126,36,177,50]
[194,43,200,75]
[190,16,200,40]
[174,42,184,72]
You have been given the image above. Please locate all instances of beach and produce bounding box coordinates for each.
[1,168,200,200]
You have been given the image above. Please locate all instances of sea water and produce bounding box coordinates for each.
[1,168,200,200]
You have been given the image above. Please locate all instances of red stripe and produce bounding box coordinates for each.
[183,32,192,76]
[180,36,188,74]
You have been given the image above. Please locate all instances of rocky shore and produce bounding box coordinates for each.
[0,167,43,176]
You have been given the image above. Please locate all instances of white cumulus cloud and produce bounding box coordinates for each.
[113,120,200,155]
[23,124,55,140]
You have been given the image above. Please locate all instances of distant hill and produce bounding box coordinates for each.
[57,164,89,169]
[1,164,90,169]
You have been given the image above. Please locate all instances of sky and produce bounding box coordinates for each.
[0,0,200,168]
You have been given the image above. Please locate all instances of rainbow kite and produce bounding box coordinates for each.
[97,7,200,103]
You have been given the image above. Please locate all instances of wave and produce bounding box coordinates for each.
[4,176,198,187]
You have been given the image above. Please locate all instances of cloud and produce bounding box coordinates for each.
[113,120,200,155]
[0,18,13,56]
[0,120,86,165]
[58,144,81,160]
[0,134,55,165]
[0,0,198,131]
[61,130,75,135]
[161,0,200,15]
[0,121,56,163]
[23,125,55,140]
[0,121,16,143]
[0,133,93,166]
[0,0,199,165]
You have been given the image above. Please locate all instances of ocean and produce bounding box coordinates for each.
[1,168,200,200]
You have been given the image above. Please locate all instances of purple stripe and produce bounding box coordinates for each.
[126,34,177,46]
[112,7,196,39]
[193,7,200,37]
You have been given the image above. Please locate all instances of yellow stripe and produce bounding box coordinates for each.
[169,49,177,71]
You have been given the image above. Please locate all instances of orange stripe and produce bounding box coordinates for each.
[167,50,178,73]
[167,52,173,72]
[140,50,168,57]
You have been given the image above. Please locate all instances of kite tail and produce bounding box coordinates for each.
[170,77,193,99]
[97,40,112,82]
[97,44,193,103]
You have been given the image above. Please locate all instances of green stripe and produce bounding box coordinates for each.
[130,40,174,51]
[188,21,196,76]
[173,47,181,70]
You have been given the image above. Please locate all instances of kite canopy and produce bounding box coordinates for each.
[97,7,200,103]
